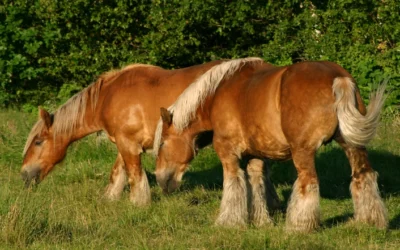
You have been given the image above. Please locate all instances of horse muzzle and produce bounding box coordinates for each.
[21,165,41,188]
[155,168,180,194]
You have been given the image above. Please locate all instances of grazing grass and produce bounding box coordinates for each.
[0,109,399,249]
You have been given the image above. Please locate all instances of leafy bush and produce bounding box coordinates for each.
[0,0,399,110]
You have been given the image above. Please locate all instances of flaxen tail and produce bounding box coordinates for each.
[333,77,386,147]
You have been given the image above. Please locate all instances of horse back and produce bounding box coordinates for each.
[97,61,226,148]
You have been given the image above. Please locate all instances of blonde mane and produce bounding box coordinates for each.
[153,57,263,156]
[23,63,159,155]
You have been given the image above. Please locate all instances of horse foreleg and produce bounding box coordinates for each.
[104,153,127,200]
[214,140,248,227]
[342,145,388,229]
[129,166,151,207]
[126,155,151,207]
[118,141,151,206]
[286,148,320,232]
[247,159,273,227]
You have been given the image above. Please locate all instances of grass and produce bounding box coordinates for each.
[0,109,399,249]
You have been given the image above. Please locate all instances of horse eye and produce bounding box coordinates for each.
[34,140,43,146]
[160,142,164,147]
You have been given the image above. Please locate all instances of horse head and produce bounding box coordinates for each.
[21,108,69,187]
[154,108,196,194]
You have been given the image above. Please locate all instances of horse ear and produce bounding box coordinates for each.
[38,106,53,128]
[160,107,172,126]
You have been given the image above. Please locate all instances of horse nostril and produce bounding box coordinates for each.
[20,166,41,188]
[156,168,179,194]
[156,174,170,194]
[20,170,28,182]
[167,178,180,194]
[162,187,171,195]
[156,176,166,189]
[21,171,33,188]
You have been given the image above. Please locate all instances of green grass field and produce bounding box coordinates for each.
[1,109,399,249]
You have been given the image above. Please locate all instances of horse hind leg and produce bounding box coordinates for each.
[247,159,274,227]
[286,148,320,232]
[340,143,388,228]
[104,153,127,200]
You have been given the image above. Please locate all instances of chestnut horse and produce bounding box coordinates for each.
[154,58,387,231]
[21,60,228,206]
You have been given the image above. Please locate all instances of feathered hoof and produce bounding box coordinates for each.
[251,217,274,228]
[103,184,122,201]
[286,218,320,233]
[129,170,152,207]
[250,209,274,228]
[354,202,388,229]
[286,181,320,233]
[215,214,248,228]
[351,171,388,229]
[129,192,151,207]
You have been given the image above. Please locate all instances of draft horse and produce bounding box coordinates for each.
[21,60,226,206]
[154,58,387,231]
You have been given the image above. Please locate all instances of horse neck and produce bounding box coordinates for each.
[186,99,214,138]
[69,105,102,142]
[53,91,103,145]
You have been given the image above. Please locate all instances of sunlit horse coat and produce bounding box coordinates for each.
[154,58,387,231]
[21,60,227,206]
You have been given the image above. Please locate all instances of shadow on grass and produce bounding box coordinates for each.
[315,147,400,199]
[323,213,353,229]
[144,145,400,228]
[183,162,224,190]
[389,212,400,230]
[169,146,399,200]
[323,211,400,230]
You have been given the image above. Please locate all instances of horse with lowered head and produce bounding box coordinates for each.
[21,60,226,206]
[154,57,387,232]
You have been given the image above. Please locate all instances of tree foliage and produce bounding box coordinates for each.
[0,0,399,111]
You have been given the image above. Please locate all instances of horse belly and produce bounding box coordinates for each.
[243,75,290,160]
[247,128,291,160]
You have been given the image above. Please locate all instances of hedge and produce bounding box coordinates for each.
[0,0,399,112]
